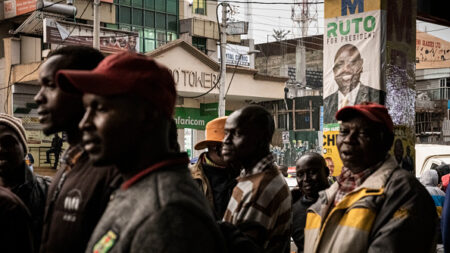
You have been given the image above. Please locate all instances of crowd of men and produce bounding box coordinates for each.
[0,46,448,252]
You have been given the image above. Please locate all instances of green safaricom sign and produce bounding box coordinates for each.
[174,108,214,130]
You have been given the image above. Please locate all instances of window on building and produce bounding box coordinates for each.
[132,0,142,7]
[155,0,165,12]
[132,9,143,25]
[167,0,177,14]
[167,15,177,32]
[193,0,206,15]
[119,6,131,24]
[155,13,166,29]
[144,0,154,9]
[115,0,177,53]
[156,30,166,47]
[440,78,450,100]
[192,37,207,54]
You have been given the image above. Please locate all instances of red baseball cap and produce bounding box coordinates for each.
[335,102,393,132]
[56,52,176,118]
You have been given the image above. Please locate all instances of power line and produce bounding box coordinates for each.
[220,0,323,4]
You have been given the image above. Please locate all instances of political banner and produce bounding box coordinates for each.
[323,0,384,124]
[389,125,415,173]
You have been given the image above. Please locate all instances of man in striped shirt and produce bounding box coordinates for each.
[222,105,292,253]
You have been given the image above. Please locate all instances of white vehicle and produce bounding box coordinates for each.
[415,144,450,177]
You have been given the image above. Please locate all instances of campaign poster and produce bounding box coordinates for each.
[389,126,415,174]
[323,0,384,124]
[322,123,343,177]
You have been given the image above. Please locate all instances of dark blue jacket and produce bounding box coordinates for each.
[443,188,450,252]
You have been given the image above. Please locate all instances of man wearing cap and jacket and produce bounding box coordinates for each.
[304,102,437,253]
[57,52,225,253]
[190,116,239,220]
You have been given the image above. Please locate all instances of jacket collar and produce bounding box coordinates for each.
[311,155,398,216]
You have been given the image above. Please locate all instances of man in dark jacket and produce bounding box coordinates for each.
[291,153,329,252]
[57,52,225,252]
[0,186,34,253]
[0,113,49,252]
[35,46,122,253]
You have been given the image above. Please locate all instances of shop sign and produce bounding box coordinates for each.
[168,68,219,90]
[43,18,139,53]
[174,107,216,130]
[217,44,251,67]
[416,31,450,69]
[226,21,248,35]
[200,103,219,116]
[3,0,36,19]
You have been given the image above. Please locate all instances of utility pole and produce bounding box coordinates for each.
[93,0,100,49]
[292,0,319,87]
[218,3,228,117]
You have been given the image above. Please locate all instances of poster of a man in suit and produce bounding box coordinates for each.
[323,44,386,123]
[323,10,385,124]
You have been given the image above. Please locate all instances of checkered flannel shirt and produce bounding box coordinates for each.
[334,157,388,205]
[241,153,275,177]
[334,167,373,205]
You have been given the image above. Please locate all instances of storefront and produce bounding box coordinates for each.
[147,39,288,159]
[5,39,287,162]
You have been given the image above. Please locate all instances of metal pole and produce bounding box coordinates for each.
[93,0,100,49]
[218,3,228,117]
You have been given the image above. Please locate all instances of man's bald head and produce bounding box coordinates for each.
[234,105,274,144]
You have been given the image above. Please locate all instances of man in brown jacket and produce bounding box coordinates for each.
[190,116,238,219]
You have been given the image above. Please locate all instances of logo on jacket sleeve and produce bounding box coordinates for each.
[93,230,118,253]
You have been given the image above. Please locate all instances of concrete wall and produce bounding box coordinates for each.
[20,36,41,64]
[179,0,216,22]
[255,49,323,77]
[73,0,115,23]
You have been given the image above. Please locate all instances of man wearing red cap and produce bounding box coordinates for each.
[57,52,225,253]
[304,102,437,252]
[190,116,239,220]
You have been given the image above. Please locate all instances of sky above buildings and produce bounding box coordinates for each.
[220,0,450,44]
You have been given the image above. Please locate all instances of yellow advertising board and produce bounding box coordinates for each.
[322,123,343,177]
